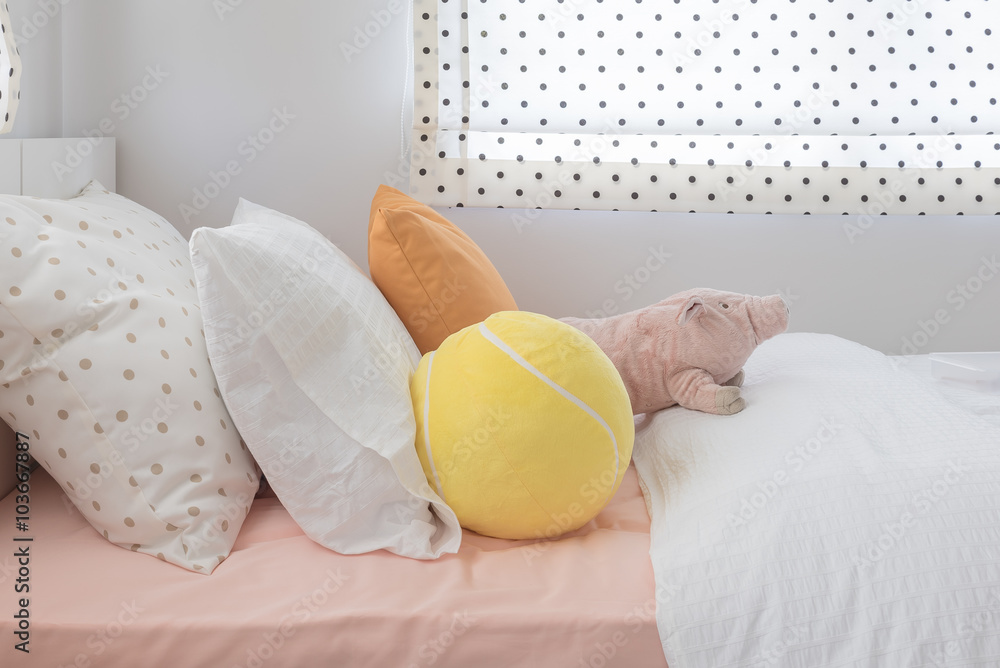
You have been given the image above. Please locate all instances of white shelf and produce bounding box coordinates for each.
[0,137,115,197]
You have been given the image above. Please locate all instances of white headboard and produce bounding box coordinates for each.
[0,138,117,498]
[0,137,116,197]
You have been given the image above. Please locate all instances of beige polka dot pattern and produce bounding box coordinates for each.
[0,182,259,574]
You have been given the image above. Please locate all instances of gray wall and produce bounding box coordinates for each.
[13,0,998,354]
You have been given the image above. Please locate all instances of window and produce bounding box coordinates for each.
[411,0,999,214]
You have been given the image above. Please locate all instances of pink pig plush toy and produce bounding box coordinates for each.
[560,288,789,416]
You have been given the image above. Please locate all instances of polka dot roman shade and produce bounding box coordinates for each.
[0,0,21,134]
[411,0,999,214]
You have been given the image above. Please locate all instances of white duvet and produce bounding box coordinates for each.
[633,333,1000,668]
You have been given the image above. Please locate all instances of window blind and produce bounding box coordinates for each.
[410,0,999,214]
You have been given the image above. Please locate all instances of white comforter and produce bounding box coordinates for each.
[633,333,1000,668]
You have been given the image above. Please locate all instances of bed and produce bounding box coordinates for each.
[0,139,665,668]
[0,441,661,667]
[2,139,999,667]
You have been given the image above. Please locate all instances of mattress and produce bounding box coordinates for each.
[0,461,664,667]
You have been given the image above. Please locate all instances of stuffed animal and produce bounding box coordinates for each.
[560,288,789,415]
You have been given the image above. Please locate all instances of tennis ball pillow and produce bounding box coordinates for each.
[411,311,634,540]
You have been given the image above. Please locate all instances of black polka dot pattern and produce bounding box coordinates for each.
[0,0,22,134]
[411,0,999,214]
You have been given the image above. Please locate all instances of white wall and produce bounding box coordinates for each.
[4,0,63,138]
[46,0,1000,354]
[60,0,411,266]
[448,208,1000,355]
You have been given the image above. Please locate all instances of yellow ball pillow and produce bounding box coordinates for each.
[411,311,634,540]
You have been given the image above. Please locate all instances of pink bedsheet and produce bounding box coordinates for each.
[1,464,665,668]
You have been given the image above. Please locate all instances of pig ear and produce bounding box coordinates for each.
[677,297,705,326]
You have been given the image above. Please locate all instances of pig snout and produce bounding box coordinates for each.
[746,294,789,343]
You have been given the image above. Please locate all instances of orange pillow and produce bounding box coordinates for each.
[368,185,518,354]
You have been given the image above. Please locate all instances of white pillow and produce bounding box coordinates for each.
[189,199,461,559]
[0,181,260,574]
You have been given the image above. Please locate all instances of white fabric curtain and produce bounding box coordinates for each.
[0,0,22,134]
[411,0,999,214]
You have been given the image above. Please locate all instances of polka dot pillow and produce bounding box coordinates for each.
[0,181,259,574]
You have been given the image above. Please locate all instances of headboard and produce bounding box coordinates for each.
[0,138,116,498]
